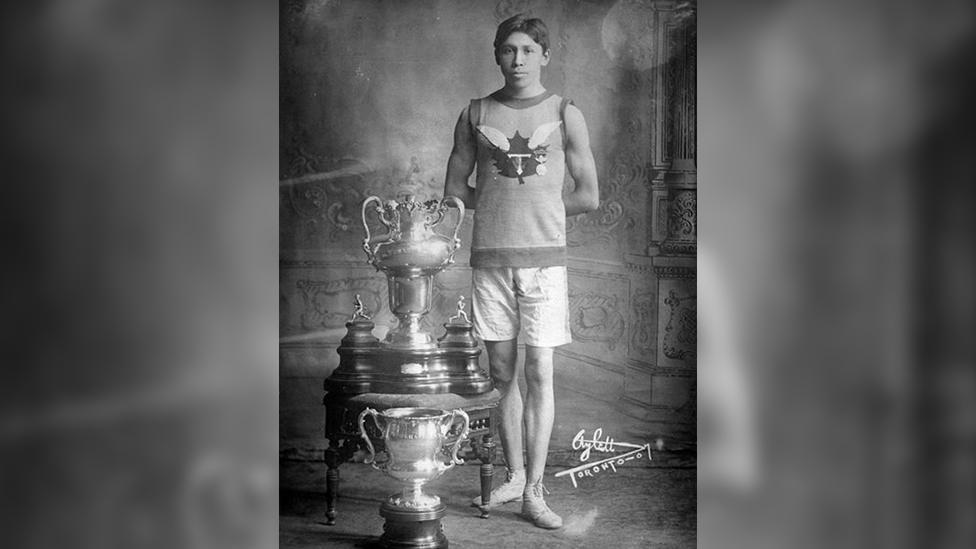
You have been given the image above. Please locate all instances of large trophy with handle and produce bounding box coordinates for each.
[323,194,492,395]
[361,194,465,349]
[359,407,470,549]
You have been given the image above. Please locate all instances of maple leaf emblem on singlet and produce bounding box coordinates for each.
[477,122,561,184]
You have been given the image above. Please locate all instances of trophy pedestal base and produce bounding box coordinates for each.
[378,501,448,549]
[326,345,491,395]
[325,318,492,395]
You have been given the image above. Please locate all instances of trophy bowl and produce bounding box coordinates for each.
[362,195,465,350]
[358,407,470,510]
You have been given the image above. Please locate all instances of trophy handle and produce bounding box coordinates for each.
[358,407,383,471]
[442,409,470,467]
[440,196,465,265]
[360,196,382,266]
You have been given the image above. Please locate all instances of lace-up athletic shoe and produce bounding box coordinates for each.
[521,482,563,529]
[471,468,525,507]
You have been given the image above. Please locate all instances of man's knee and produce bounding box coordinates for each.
[523,352,554,388]
[486,339,519,385]
[523,366,553,389]
[489,357,518,387]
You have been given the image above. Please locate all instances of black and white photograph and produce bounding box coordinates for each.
[3,0,975,548]
[280,1,698,547]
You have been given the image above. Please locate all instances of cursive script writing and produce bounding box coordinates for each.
[572,428,616,461]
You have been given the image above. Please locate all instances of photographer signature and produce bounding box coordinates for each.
[555,428,652,488]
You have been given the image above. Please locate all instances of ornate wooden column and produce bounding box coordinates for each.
[653,4,697,375]
[621,1,697,430]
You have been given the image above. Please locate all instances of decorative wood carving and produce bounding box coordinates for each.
[652,264,696,280]
[667,189,695,238]
[661,288,696,361]
[660,187,696,254]
[569,290,627,352]
[630,289,656,357]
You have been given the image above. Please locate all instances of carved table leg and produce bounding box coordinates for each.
[477,434,496,519]
[324,441,341,526]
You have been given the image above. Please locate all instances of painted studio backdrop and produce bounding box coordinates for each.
[280,0,697,465]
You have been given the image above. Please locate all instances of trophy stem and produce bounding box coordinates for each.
[403,482,424,504]
[389,480,440,509]
[384,272,438,349]
[385,315,436,349]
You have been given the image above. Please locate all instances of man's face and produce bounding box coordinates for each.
[497,31,549,90]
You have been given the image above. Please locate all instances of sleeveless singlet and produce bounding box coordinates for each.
[468,90,571,268]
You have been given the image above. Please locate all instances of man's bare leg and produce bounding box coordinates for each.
[488,339,523,471]
[472,339,525,506]
[521,345,562,528]
[522,345,554,484]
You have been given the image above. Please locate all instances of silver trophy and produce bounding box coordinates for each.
[361,195,464,349]
[358,407,470,509]
[358,407,470,549]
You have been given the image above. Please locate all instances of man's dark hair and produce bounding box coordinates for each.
[493,14,550,62]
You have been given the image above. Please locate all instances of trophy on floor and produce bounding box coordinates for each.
[359,407,470,549]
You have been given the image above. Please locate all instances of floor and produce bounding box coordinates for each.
[280,458,696,548]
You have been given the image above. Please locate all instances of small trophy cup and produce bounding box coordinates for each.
[361,194,465,349]
[359,407,470,548]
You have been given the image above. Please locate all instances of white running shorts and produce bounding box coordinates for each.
[471,266,572,347]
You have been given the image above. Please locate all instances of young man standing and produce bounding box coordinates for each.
[442,14,599,529]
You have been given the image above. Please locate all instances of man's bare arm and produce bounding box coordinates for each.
[443,107,477,208]
[562,104,600,216]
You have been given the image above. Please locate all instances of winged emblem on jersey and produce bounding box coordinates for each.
[477,121,561,184]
